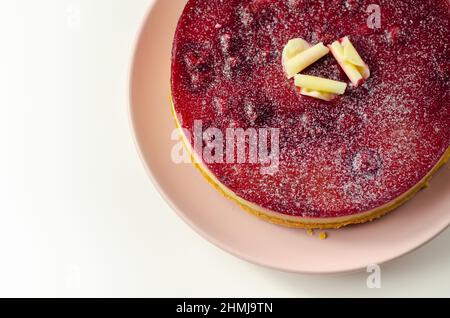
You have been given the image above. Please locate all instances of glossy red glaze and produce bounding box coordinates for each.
[171,0,450,218]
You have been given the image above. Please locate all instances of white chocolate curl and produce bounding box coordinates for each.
[328,37,370,86]
[294,74,347,95]
[282,38,310,63]
[283,42,330,79]
[299,88,337,101]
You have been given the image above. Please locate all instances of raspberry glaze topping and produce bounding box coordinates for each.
[171,0,450,218]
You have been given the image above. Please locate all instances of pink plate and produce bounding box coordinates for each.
[130,0,450,274]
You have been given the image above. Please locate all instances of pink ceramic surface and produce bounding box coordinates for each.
[130,0,450,274]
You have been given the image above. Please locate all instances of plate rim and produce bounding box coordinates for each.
[128,0,450,275]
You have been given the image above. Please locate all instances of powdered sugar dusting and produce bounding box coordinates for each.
[171,0,450,218]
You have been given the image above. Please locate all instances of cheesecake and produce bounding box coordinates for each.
[170,0,450,229]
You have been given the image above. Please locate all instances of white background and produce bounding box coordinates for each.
[0,0,449,297]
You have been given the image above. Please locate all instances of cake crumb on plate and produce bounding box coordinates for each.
[319,232,328,240]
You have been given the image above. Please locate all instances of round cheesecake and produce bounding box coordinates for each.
[170,0,450,229]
